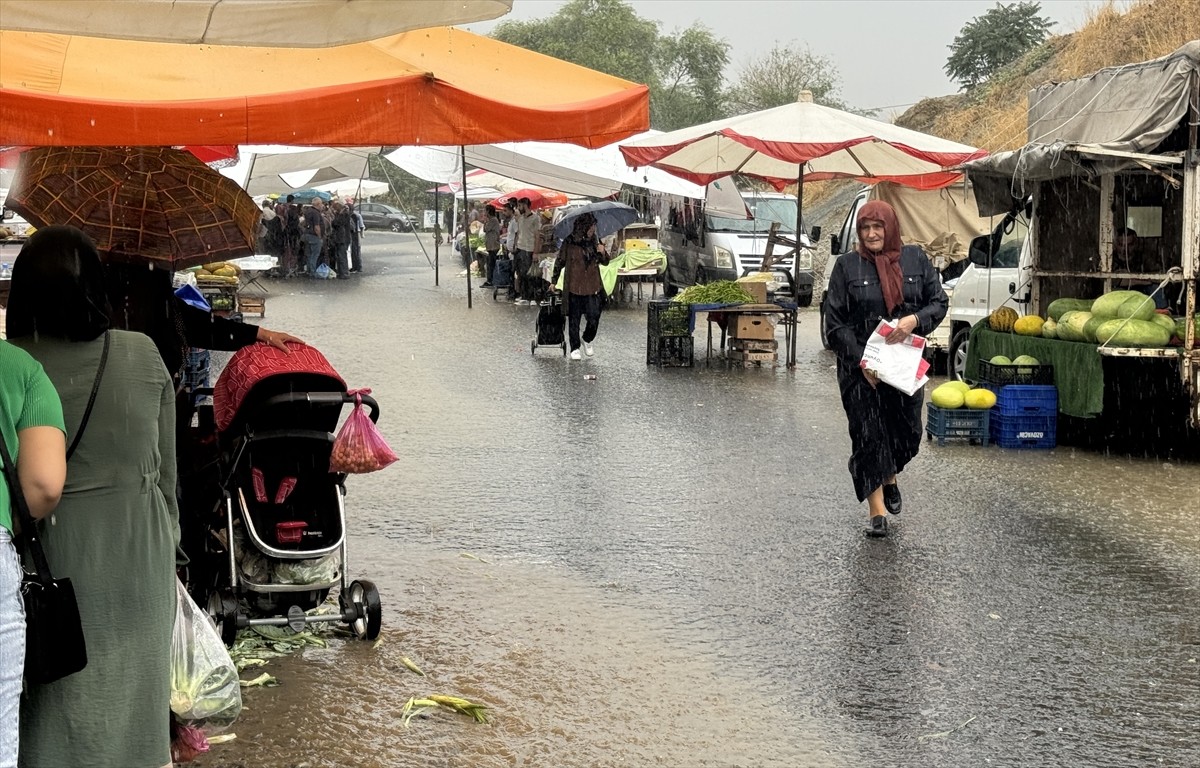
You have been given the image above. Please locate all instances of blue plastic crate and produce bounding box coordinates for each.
[926,404,990,446]
[991,412,1056,450]
[996,385,1058,416]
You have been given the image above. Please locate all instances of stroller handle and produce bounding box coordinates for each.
[261,392,380,423]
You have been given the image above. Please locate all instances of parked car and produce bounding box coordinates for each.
[357,202,416,232]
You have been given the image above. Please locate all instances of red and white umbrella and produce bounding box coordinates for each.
[620,92,986,192]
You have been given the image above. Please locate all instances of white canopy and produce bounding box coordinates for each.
[220,146,378,197]
[384,133,705,199]
[0,0,512,47]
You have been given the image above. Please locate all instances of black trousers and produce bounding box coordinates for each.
[485,249,499,283]
[837,361,924,502]
[567,292,603,350]
[350,231,362,272]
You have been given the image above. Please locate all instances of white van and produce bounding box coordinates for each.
[658,190,815,306]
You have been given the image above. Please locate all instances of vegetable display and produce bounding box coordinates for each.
[672,280,755,306]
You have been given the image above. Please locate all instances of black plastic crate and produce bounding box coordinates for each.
[647,334,693,367]
[925,404,990,446]
[978,360,1054,389]
[647,299,691,338]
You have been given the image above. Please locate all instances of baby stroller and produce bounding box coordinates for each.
[531,291,568,355]
[187,342,383,644]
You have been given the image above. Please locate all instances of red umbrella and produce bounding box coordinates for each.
[489,188,570,211]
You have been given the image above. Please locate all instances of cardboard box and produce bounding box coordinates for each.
[726,349,777,363]
[730,315,775,340]
[729,338,778,352]
[736,280,768,304]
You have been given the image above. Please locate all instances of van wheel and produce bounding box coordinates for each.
[819,300,831,349]
[948,327,971,382]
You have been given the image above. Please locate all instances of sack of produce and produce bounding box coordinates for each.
[330,388,398,473]
[169,579,242,730]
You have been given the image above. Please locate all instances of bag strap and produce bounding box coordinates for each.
[0,414,54,588]
[66,331,110,462]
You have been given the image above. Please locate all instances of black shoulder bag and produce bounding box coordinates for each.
[0,330,109,684]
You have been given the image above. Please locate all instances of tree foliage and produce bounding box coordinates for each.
[945,2,1055,90]
[725,44,847,114]
[491,0,729,130]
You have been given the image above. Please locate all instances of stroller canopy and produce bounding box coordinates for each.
[214,342,345,433]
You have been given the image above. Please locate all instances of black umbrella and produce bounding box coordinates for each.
[553,201,639,241]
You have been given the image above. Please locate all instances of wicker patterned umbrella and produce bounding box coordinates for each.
[7,146,259,270]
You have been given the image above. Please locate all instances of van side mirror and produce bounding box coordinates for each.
[810,225,821,243]
[830,234,841,254]
[968,233,992,267]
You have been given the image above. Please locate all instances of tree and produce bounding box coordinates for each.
[491,0,729,131]
[945,2,1054,90]
[652,25,729,130]
[725,44,848,115]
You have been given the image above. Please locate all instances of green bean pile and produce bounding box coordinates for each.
[672,281,756,306]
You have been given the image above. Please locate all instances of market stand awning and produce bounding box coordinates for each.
[0,0,512,47]
[0,27,649,148]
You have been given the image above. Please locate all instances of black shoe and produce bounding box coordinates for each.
[883,484,902,515]
[481,281,493,287]
[865,515,888,538]
[883,484,902,516]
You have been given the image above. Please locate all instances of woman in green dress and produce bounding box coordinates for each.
[7,226,179,768]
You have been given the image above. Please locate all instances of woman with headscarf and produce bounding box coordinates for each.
[551,212,610,361]
[7,226,179,767]
[825,201,947,538]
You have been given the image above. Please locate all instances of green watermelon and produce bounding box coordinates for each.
[1082,314,1107,343]
[1056,311,1093,342]
[1175,315,1200,341]
[1094,318,1171,347]
[1046,298,1094,321]
[1091,290,1147,319]
[1042,317,1058,339]
[1149,313,1176,335]
[1116,294,1157,321]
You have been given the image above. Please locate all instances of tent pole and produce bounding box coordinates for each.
[439,187,444,286]
[462,146,472,309]
[796,163,805,250]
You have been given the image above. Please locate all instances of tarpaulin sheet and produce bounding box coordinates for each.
[965,324,1104,418]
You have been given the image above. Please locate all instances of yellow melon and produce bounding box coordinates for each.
[1014,315,1045,336]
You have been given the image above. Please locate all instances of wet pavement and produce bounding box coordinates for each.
[196,232,1200,768]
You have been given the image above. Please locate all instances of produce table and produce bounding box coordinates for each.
[965,323,1104,418]
[693,302,799,368]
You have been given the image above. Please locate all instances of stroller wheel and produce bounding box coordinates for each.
[531,339,536,355]
[207,590,240,647]
[347,579,382,641]
[561,342,567,356]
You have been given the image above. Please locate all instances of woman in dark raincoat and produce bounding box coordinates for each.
[825,200,947,537]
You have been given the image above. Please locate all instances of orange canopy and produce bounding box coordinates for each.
[0,27,649,148]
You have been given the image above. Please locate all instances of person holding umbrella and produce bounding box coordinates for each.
[551,212,610,360]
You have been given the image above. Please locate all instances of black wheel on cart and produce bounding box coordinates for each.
[531,339,537,355]
[207,590,240,647]
[347,579,382,640]
[561,342,567,356]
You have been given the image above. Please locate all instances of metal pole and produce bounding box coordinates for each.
[462,146,472,309]
[796,164,805,297]
[439,187,444,286]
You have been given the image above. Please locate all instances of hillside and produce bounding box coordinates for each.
[804,0,1199,262]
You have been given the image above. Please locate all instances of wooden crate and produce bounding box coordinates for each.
[726,348,777,363]
[729,338,778,352]
[238,294,267,317]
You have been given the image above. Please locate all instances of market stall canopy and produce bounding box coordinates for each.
[0,0,513,47]
[619,92,986,192]
[223,147,379,197]
[960,42,1199,216]
[386,133,706,199]
[0,27,650,148]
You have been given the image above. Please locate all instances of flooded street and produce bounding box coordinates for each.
[197,232,1200,768]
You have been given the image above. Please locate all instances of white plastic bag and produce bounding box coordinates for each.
[859,320,931,396]
[170,579,242,730]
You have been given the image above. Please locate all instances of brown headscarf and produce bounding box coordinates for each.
[856,200,905,314]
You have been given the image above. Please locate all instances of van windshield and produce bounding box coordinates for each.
[707,196,801,234]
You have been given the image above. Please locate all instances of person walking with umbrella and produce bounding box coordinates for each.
[551,212,610,360]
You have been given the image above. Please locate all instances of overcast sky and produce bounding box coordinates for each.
[464,0,1111,115]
